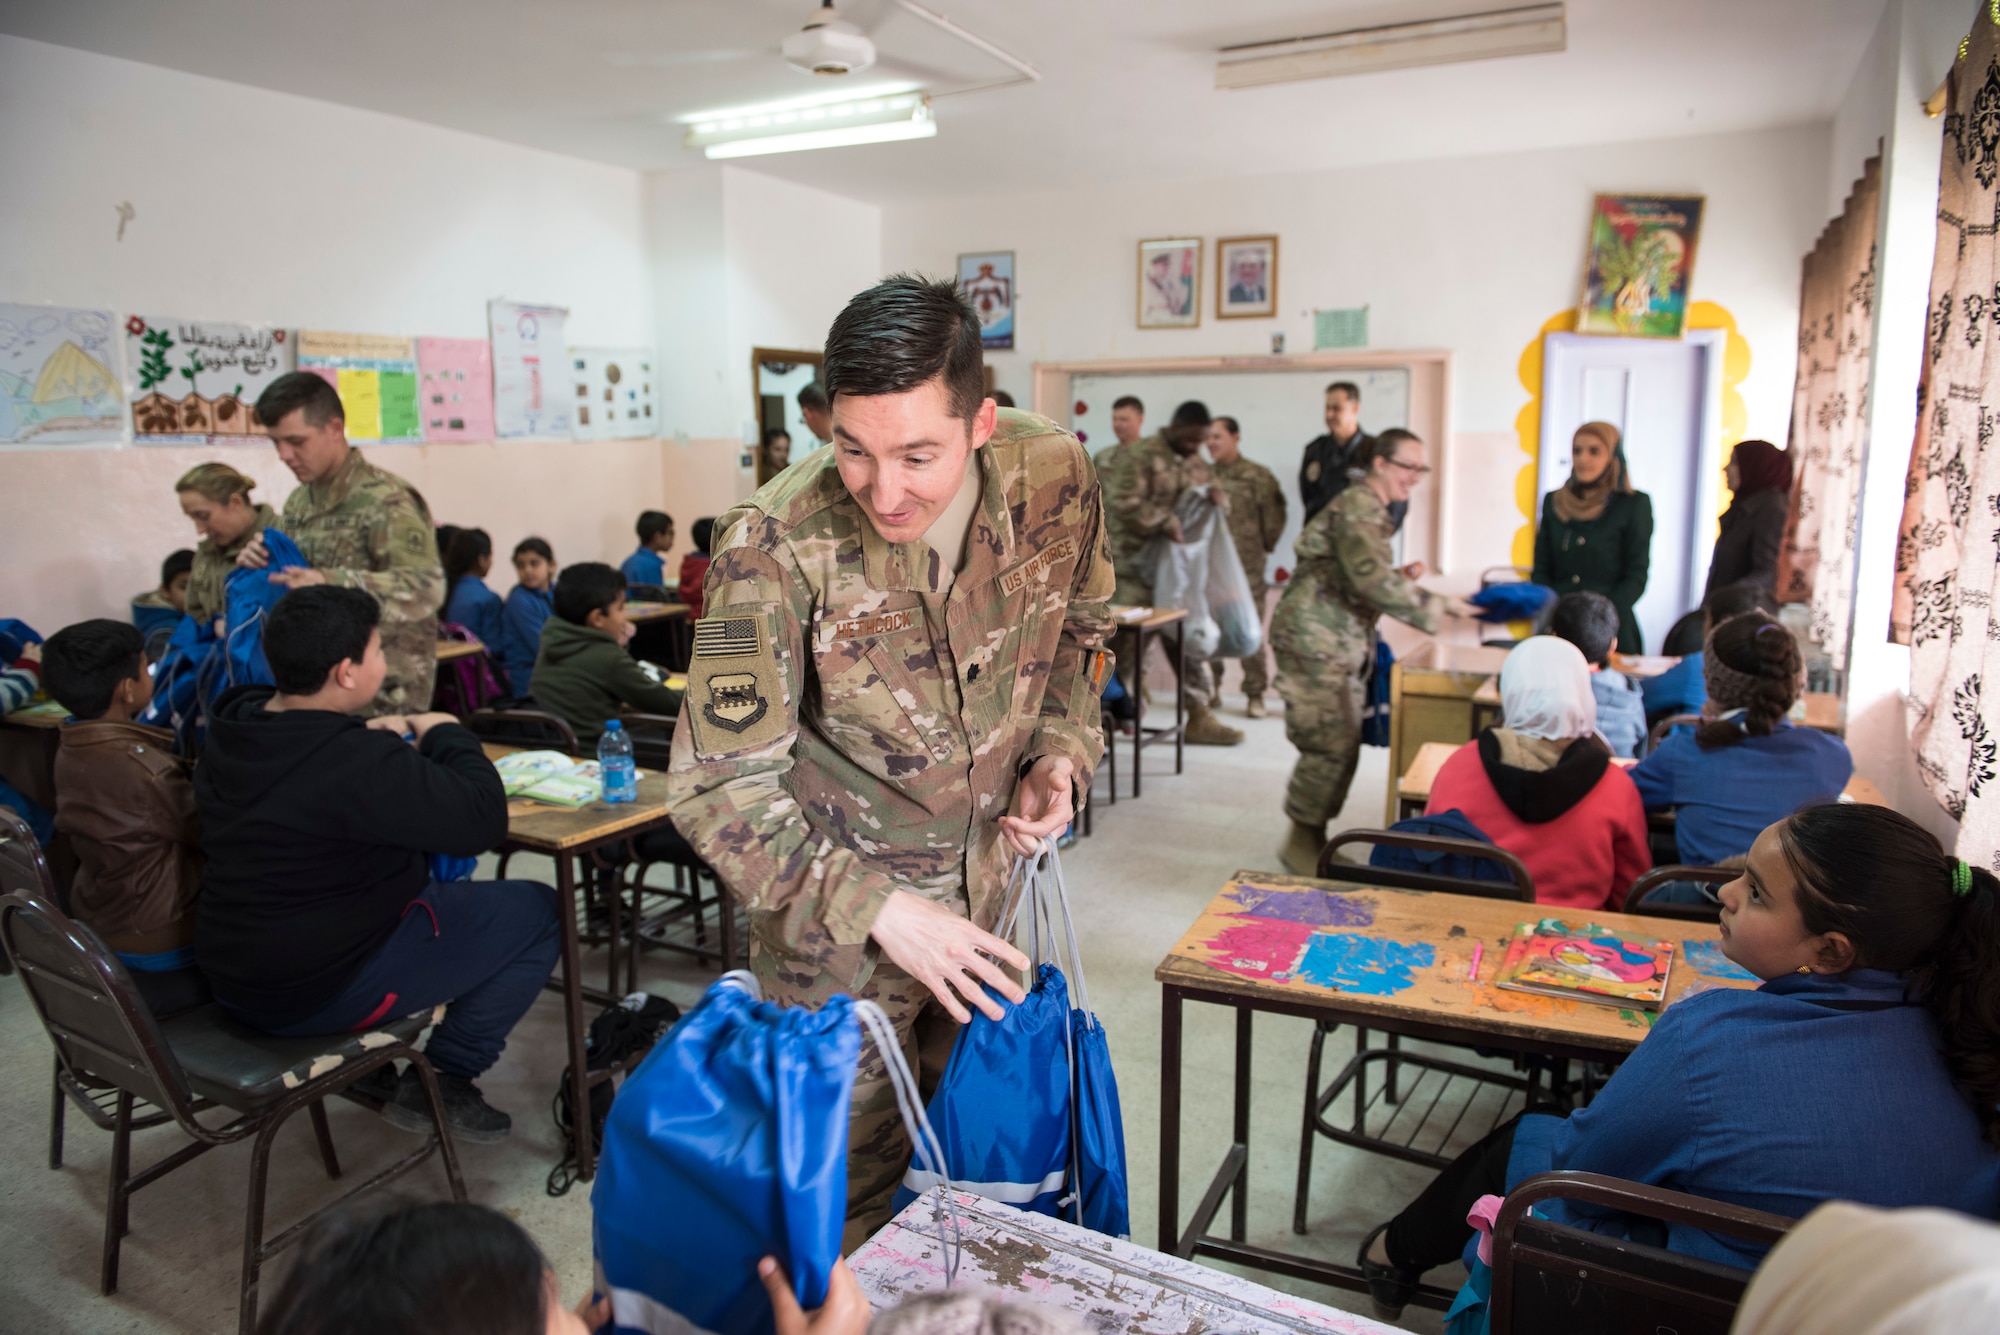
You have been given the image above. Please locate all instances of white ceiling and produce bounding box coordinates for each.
[2,0,1886,203]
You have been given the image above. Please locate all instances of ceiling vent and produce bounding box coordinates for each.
[1217,4,1565,90]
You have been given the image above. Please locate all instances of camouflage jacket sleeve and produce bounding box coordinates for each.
[663,526,905,951]
[1331,507,1443,633]
[1117,453,1180,538]
[321,490,446,622]
[1029,476,1115,782]
[1258,468,1288,553]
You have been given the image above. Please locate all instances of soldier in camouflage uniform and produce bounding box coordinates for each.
[238,373,444,717]
[1271,429,1459,874]
[1205,416,1287,717]
[666,277,1112,1250]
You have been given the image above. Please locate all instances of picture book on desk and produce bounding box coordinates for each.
[1494,919,1674,1010]
[491,750,627,808]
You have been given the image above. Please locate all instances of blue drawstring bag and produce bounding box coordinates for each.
[594,972,956,1335]
[0,618,44,667]
[1370,810,1521,888]
[1468,582,1556,623]
[1361,636,1394,747]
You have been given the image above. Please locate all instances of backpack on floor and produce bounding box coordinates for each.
[546,990,683,1198]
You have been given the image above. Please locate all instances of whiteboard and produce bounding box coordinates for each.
[1070,367,1412,575]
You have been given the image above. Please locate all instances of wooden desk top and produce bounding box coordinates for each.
[1801,691,1842,732]
[481,743,674,851]
[626,600,688,623]
[1157,872,1753,1054]
[1,703,66,730]
[435,638,485,662]
[1399,640,1512,677]
[1110,604,1190,629]
[1472,676,1501,705]
[1396,739,1885,808]
[1611,653,1681,679]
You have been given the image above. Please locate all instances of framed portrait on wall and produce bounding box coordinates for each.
[1577,194,1705,338]
[957,251,1015,350]
[1216,235,1278,319]
[1137,238,1201,328]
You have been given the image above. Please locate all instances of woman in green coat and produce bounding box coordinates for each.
[1531,421,1654,653]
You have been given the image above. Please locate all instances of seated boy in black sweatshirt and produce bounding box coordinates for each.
[194,585,559,1143]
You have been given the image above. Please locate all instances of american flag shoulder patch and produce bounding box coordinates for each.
[693,616,761,659]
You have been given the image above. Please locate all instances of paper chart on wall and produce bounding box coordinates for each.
[489,300,570,438]
[570,347,655,440]
[0,303,124,445]
[125,316,291,445]
[415,337,495,443]
[297,330,420,443]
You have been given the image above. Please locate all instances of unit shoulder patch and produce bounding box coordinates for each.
[687,613,789,756]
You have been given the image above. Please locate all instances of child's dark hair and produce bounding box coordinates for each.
[1551,591,1619,666]
[440,527,492,614]
[635,510,674,545]
[161,549,195,588]
[554,562,626,626]
[41,620,145,719]
[692,517,716,554]
[254,1200,546,1335]
[1704,580,1772,624]
[1696,613,1801,749]
[512,536,553,563]
[265,587,379,695]
[435,524,461,561]
[1776,803,2000,1147]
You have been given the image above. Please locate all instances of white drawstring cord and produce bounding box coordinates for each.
[854,1000,961,1284]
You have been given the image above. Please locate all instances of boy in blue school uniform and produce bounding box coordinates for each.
[619,510,676,590]
[1550,591,1645,758]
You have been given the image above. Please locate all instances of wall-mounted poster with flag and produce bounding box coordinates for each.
[958,251,1014,350]
[1578,194,1705,339]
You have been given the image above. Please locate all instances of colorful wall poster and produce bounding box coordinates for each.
[489,300,570,438]
[415,337,495,443]
[570,347,656,440]
[0,303,123,444]
[297,330,420,443]
[125,316,290,444]
[1578,194,1706,338]
[957,251,1014,349]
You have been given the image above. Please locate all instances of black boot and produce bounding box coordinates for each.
[382,1066,512,1144]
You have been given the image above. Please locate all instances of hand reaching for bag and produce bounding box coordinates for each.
[759,1256,871,1335]
[868,890,1028,1024]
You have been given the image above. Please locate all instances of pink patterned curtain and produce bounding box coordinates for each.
[1777,157,1880,672]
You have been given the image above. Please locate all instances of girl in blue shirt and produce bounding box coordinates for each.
[1631,611,1851,867]
[441,528,508,691]
[500,537,556,700]
[1358,801,2000,1318]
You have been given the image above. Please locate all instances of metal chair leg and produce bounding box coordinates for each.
[101,1090,132,1294]
[307,1099,342,1179]
[408,1055,469,1202]
[237,1109,284,1335]
[1385,1032,1402,1104]
[49,1057,65,1170]
[1293,1019,1331,1234]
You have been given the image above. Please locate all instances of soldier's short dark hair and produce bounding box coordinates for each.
[823,274,984,423]
[1214,415,1241,437]
[1111,395,1144,415]
[1367,428,1422,464]
[42,619,145,720]
[1326,381,1361,404]
[256,371,345,430]
[554,563,626,626]
[1170,401,1211,429]
[635,511,674,544]
[161,549,195,587]
[692,517,717,553]
[1552,591,1620,666]
[266,587,379,696]
[797,382,829,413]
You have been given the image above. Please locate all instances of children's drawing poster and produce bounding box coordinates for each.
[297,330,420,444]
[0,303,123,445]
[489,300,570,438]
[570,347,655,440]
[415,337,495,443]
[126,316,291,445]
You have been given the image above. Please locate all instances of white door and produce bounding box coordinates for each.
[1538,331,1723,654]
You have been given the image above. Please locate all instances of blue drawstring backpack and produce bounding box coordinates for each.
[1361,636,1394,747]
[594,972,957,1335]
[1468,582,1556,623]
[0,618,43,667]
[1370,809,1521,888]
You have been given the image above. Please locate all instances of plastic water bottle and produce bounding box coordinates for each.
[598,720,636,804]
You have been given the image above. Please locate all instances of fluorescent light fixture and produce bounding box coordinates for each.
[686,93,934,158]
[1216,3,1564,90]
[674,80,921,125]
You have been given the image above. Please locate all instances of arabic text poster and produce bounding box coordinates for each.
[571,347,655,440]
[297,330,420,444]
[415,337,495,442]
[490,300,569,438]
[125,316,291,444]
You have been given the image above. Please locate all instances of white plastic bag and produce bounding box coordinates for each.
[1141,490,1220,659]
[1204,511,1262,660]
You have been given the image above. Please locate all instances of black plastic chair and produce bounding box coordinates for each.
[0,877,466,1335]
[614,711,677,771]
[1490,1171,1792,1335]
[1625,864,1733,922]
[461,706,581,755]
[1316,828,1534,899]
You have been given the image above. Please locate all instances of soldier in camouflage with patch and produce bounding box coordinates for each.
[1205,415,1287,718]
[665,277,1113,1249]
[1271,429,1466,874]
[236,373,444,717]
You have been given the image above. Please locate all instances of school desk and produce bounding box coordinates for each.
[1110,604,1187,799]
[1384,640,1512,823]
[434,638,486,663]
[626,600,692,674]
[1155,871,1754,1308]
[484,742,677,1184]
[852,1190,1398,1335]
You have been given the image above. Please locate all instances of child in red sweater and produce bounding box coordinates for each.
[677,516,715,619]
[1425,636,1649,910]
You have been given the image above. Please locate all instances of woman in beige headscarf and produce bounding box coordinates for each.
[1531,421,1655,651]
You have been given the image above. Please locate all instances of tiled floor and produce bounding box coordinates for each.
[0,697,1473,1333]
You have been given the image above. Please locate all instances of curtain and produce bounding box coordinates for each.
[1894,17,2000,841]
[1777,156,1881,672]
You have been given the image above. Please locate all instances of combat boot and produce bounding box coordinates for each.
[1244,694,1267,718]
[1279,821,1326,874]
[1184,699,1245,746]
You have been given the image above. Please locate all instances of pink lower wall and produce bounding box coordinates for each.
[2,437,749,635]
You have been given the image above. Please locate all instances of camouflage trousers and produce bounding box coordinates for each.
[753,944,964,1254]
[1272,618,1372,827]
[372,616,440,719]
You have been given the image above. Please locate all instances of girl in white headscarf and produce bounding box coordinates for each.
[1423,636,1651,910]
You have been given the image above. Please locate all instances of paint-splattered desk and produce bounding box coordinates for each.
[852,1190,1399,1335]
[1154,871,1755,1309]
